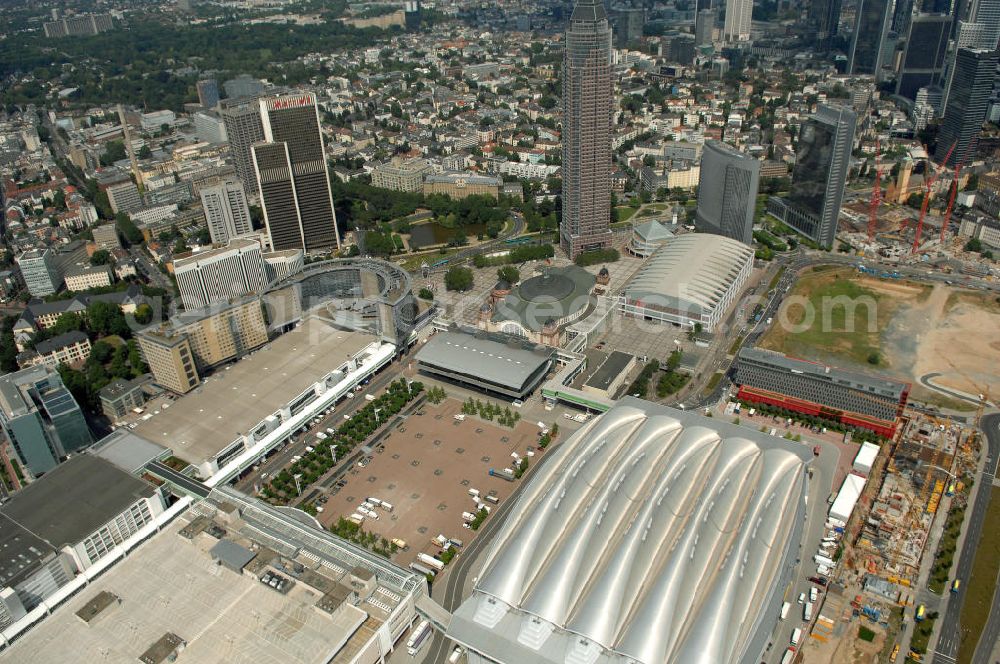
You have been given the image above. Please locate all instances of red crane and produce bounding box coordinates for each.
[912,141,956,253]
[939,162,962,246]
[868,140,881,243]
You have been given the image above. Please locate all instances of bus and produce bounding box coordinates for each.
[915,604,926,622]
[951,579,961,593]
[407,621,432,656]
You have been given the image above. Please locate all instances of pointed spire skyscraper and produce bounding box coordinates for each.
[560,0,613,259]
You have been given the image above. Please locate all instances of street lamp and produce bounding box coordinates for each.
[293,473,303,496]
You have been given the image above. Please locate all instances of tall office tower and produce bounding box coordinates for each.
[892,0,914,34]
[254,92,340,253]
[935,48,999,166]
[219,97,265,198]
[196,79,220,109]
[695,141,761,245]
[223,75,266,100]
[769,105,856,248]
[896,14,953,100]
[695,8,717,45]
[969,0,1000,46]
[614,7,644,45]
[16,248,61,297]
[810,0,842,41]
[0,365,92,476]
[723,0,752,41]
[560,0,614,259]
[173,238,269,310]
[697,0,714,9]
[200,180,254,244]
[848,0,893,76]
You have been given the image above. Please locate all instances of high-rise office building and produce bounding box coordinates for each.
[695,141,761,245]
[16,249,61,297]
[614,7,644,45]
[223,75,266,100]
[724,0,753,41]
[810,0,843,41]
[768,105,856,248]
[174,239,269,310]
[896,14,953,100]
[968,0,1000,46]
[695,8,717,45]
[0,365,92,477]
[848,0,893,76]
[219,97,265,198]
[43,13,114,38]
[196,79,220,109]
[935,48,999,166]
[200,180,254,244]
[253,92,340,253]
[560,0,614,259]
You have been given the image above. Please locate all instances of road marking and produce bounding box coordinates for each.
[934,651,957,663]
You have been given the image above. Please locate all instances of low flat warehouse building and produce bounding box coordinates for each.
[133,320,389,478]
[582,351,636,399]
[619,234,753,332]
[0,486,427,663]
[415,330,556,399]
[735,347,909,438]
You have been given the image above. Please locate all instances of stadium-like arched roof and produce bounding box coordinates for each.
[448,398,810,664]
[623,234,754,315]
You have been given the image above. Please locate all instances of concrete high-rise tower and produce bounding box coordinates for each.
[936,48,999,166]
[560,0,613,259]
[200,180,254,245]
[724,0,753,41]
[695,141,761,245]
[254,92,340,253]
[220,98,265,198]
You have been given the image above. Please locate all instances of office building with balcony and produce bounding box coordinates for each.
[173,239,269,310]
[16,248,61,297]
[200,180,253,245]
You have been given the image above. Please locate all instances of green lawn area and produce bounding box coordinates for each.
[759,268,899,367]
[767,266,787,292]
[615,206,637,222]
[910,614,936,654]
[958,487,1000,664]
[705,371,723,392]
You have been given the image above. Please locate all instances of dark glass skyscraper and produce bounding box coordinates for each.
[849,0,893,75]
[695,141,760,245]
[810,0,843,41]
[196,79,220,109]
[254,92,340,253]
[768,105,856,248]
[936,48,999,166]
[896,14,952,100]
[220,97,265,198]
[560,0,613,259]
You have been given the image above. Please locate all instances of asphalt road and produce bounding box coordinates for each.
[931,412,1000,664]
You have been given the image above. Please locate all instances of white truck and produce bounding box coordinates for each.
[417,553,445,571]
[804,601,814,621]
[406,621,432,657]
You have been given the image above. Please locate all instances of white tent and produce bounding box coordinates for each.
[829,474,866,523]
[853,442,879,476]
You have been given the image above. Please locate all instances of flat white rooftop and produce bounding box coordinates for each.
[0,514,370,664]
[134,319,376,466]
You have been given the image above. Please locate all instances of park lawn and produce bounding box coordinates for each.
[958,487,1000,664]
[615,206,637,222]
[759,268,898,367]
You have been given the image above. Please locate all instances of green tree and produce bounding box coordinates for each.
[418,287,434,300]
[86,300,130,338]
[444,266,474,291]
[115,212,144,245]
[133,303,153,325]
[496,265,520,284]
[99,140,126,167]
[90,249,112,265]
[90,339,115,364]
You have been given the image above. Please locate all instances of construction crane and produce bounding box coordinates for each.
[912,141,956,253]
[868,140,882,244]
[939,162,962,247]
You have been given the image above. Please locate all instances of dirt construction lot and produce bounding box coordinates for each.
[315,398,543,567]
[762,268,1000,405]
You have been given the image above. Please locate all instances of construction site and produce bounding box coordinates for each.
[796,403,983,663]
[839,140,993,276]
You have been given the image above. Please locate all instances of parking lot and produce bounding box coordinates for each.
[314,397,546,568]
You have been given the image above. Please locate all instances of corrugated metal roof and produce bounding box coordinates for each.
[416,331,554,390]
[451,398,810,664]
[624,234,753,315]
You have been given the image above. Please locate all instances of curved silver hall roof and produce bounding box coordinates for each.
[448,398,810,664]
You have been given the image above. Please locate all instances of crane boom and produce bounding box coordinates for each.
[912,141,956,253]
[940,163,961,246]
[869,140,881,243]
